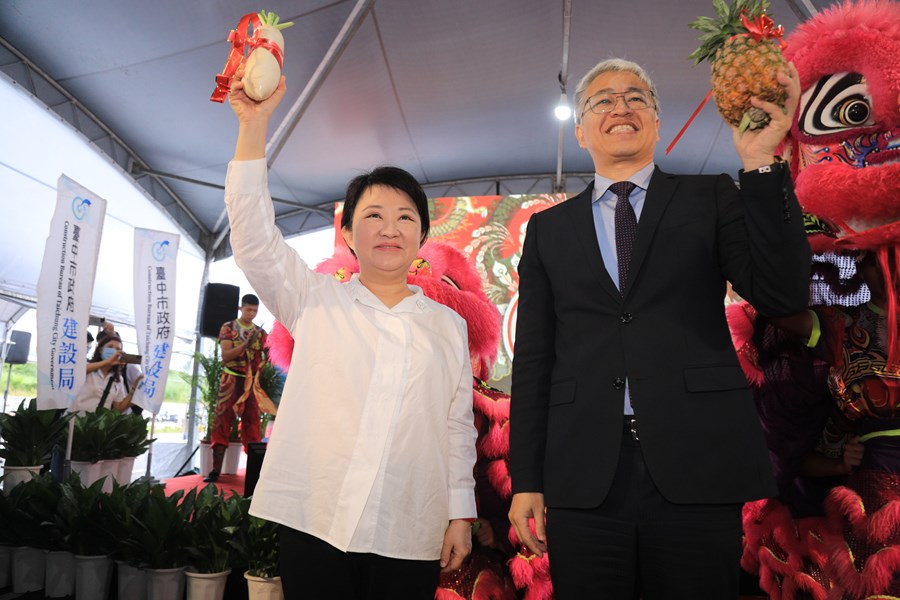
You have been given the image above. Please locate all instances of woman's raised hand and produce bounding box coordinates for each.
[228,64,286,126]
[230,65,285,161]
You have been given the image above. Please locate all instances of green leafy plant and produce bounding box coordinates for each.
[23,474,66,550]
[119,484,196,568]
[227,497,280,578]
[68,409,153,462]
[185,484,244,573]
[56,474,117,556]
[2,474,61,548]
[101,478,153,565]
[181,344,223,441]
[0,484,13,545]
[70,409,122,462]
[116,412,153,458]
[0,398,74,466]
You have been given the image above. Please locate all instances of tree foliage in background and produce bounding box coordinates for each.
[4,361,194,404]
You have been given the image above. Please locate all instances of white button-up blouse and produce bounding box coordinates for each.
[225,159,477,560]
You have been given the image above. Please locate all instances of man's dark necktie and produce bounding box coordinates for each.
[611,181,638,294]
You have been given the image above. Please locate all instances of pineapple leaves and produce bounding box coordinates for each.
[688,0,777,64]
[690,17,721,33]
[713,0,730,21]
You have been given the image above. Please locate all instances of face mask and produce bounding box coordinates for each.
[101,347,118,361]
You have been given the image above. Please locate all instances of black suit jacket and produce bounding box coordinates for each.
[510,166,811,507]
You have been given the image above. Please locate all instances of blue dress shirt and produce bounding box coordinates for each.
[591,162,655,415]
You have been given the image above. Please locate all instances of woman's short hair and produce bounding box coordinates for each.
[340,166,430,246]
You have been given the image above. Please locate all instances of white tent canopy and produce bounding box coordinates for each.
[1,76,206,337]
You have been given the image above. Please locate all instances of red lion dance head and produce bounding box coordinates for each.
[786,0,900,373]
[785,0,900,252]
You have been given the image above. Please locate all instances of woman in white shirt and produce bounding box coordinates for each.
[224,68,477,599]
[72,331,143,414]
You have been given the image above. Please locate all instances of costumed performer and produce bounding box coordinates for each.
[204,293,275,483]
[736,2,900,597]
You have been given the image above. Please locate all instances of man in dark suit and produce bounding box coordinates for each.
[508,58,810,598]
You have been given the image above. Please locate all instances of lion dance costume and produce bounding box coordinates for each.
[734,2,900,598]
[265,241,519,600]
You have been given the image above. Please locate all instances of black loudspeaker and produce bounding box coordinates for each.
[244,442,267,497]
[199,283,240,338]
[5,331,31,365]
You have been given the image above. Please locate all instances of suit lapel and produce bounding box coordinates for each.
[624,167,679,298]
[567,183,622,302]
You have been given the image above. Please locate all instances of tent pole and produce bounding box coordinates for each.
[2,363,11,414]
[63,417,74,479]
[144,414,156,480]
[185,245,213,467]
[266,0,374,165]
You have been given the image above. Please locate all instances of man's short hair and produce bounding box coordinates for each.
[241,294,260,306]
[573,58,660,124]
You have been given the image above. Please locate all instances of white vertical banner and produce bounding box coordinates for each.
[133,228,179,415]
[36,175,107,410]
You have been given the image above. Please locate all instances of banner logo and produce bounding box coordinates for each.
[152,240,171,261]
[71,196,91,220]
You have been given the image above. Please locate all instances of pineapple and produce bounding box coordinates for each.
[689,0,788,132]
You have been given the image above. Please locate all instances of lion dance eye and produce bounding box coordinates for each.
[834,99,871,127]
[798,72,875,135]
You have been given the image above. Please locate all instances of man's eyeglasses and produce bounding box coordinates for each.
[580,89,656,120]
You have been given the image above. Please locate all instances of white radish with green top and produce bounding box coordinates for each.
[244,10,294,101]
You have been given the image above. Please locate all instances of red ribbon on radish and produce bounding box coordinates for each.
[211,12,291,103]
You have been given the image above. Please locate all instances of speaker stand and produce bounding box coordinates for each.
[2,362,12,414]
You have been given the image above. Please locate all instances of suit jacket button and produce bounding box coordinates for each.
[613,377,625,389]
[620,313,633,324]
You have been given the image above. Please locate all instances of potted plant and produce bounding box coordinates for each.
[11,474,75,598]
[119,483,196,600]
[183,345,223,474]
[3,475,49,593]
[69,409,148,491]
[228,498,282,600]
[0,487,12,588]
[56,474,117,600]
[104,478,154,600]
[0,398,74,491]
[69,409,120,491]
[112,412,152,485]
[184,484,244,600]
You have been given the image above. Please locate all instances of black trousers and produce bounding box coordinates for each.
[546,423,744,600]
[279,526,440,600]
